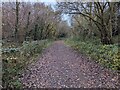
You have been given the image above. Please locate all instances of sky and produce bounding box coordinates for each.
[1,0,56,2]
[40,0,56,3]
[1,0,119,2]
[40,0,71,26]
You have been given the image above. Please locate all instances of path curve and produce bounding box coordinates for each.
[20,41,119,88]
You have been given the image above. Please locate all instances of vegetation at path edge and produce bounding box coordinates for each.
[2,39,52,88]
[65,37,120,71]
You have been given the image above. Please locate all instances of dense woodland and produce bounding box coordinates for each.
[2,2,70,42]
[57,2,120,44]
[1,1,120,88]
[2,2,120,44]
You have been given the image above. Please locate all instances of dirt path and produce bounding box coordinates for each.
[20,41,119,88]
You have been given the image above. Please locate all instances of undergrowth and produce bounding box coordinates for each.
[2,39,52,88]
[65,37,120,71]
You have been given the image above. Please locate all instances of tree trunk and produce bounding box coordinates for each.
[34,24,38,40]
[25,11,30,40]
[100,26,113,44]
[15,0,19,42]
[88,2,93,38]
[100,7,113,45]
[101,34,113,44]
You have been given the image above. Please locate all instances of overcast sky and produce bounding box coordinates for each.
[1,0,56,2]
[1,0,119,2]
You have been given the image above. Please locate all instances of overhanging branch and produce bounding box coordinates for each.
[68,12,102,26]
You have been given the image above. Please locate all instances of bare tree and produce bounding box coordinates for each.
[57,2,119,44]
[14,0,20,42]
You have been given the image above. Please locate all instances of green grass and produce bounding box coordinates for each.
[2,39,53,88]
[65,37,120,71]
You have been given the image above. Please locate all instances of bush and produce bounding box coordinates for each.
[21,40,49,56]
[65,37,120,71]
[2,39,52,88]
[2,48,20,54]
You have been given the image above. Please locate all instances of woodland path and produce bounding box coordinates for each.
[20,41,119,88]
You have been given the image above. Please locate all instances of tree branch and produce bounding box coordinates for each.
[69,12,102,26]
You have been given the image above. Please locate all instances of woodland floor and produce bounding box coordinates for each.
[20,41,119,88]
